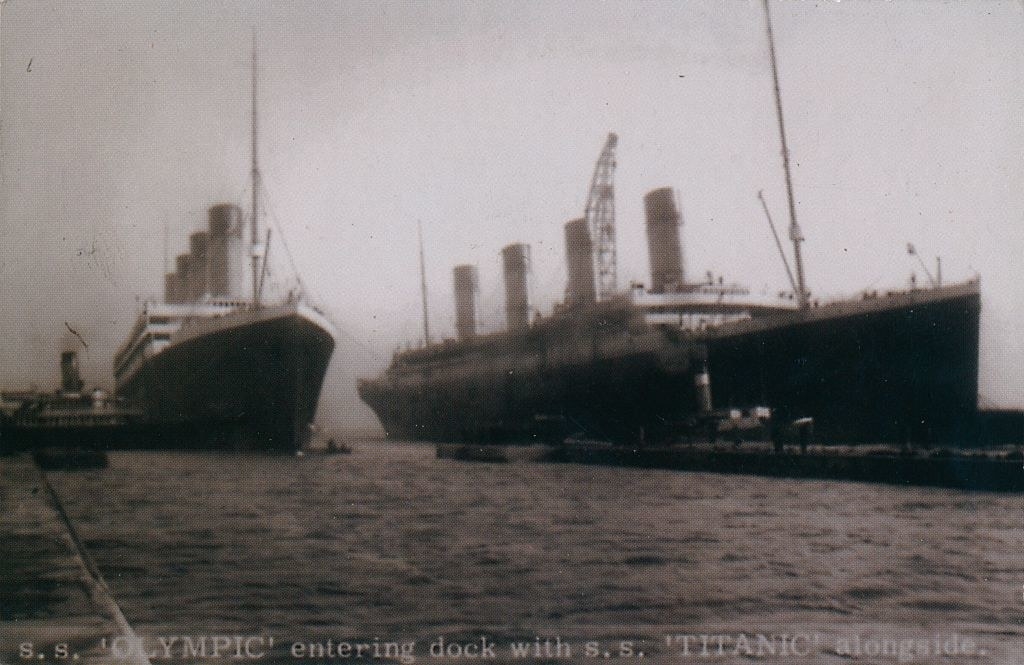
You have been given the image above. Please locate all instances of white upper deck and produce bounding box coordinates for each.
[630,281,800,330]
[631,278,979,336]
[113,298,248,384]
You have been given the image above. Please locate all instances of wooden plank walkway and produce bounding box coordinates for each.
[1,455,149,665]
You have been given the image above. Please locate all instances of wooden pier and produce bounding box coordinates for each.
[438,442,1024,492]
[0,455,149,665]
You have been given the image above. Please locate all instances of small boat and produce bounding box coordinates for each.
[325,438,352,454]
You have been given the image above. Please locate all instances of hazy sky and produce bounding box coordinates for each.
[2,1,1022,427]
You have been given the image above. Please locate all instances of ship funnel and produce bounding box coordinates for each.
[564,218,596,307]
[188,231,210,299]
[60,350,84,394]
[453,264,479,341]
[694,365,713,414]
[207,203,245,298]
[176,254,194,303]
[644,187,684,293]
[164,272,183,304]
[501,243,531,333]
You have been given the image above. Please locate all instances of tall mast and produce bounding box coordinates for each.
[763,0,809,309]
[250,29,261,305]
[417,220,431,346]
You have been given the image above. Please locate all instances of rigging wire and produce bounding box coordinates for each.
[256,171,387,362]
[257,176,305,297]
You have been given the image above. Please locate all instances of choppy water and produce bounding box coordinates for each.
[51,441,1023,664]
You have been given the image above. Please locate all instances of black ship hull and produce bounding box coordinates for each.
[705,283,980,445]
[360,300,705,443]
[116,304,335,452]
[359,282,980,446]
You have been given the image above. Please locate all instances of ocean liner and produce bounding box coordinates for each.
[113,42,335,452]
[358,3,981,447]
[358,189,979,446]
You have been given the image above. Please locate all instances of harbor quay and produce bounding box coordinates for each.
[0,455,149,665]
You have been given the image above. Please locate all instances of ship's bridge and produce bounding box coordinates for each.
[631,282,799,329]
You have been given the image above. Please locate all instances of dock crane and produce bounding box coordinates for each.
[585,133,619,301]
